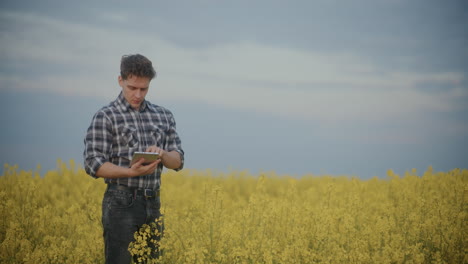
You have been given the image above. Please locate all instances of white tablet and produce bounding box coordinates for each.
[131,151,160,165]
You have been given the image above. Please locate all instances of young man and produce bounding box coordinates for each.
[83,54,184,264]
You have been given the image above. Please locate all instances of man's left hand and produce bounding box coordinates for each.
[146,145,165,160]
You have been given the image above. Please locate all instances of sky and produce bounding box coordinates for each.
[1,0,467,179]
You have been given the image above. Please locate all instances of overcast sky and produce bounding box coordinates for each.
[1,0,467,178]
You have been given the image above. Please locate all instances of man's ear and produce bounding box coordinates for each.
[118,75,123,86]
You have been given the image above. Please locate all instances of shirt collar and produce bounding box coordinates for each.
[116,91,149,112]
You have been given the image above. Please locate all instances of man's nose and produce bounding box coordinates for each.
[135,90,142,98]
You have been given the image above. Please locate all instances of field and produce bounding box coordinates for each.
[0,161,466,264]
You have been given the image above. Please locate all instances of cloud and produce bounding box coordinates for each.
[1,10,466,126]
[154,42,466,123]
[98,12,129,24]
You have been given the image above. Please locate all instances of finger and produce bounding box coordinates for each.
[154,146,162,153]
[146,145,157,153]
[149,160,160,171]
[150,159,161,166]
[141,159,159,169]
[140,161,158,174]
[132,158,145,168]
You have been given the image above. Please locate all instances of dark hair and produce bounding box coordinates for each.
[120,54,156,80]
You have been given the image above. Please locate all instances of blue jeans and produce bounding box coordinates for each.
[102,185,163,264]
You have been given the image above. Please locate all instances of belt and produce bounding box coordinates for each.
[107,184,160,199]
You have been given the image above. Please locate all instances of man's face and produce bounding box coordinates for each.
[118,75,151,110]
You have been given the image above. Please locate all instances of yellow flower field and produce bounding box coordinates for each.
[0,161,466,263]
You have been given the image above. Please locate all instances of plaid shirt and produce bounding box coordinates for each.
[83,92,184,190]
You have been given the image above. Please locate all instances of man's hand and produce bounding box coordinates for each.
[146,145,182,170]
[145,145,165,159]
[128,158,160,177]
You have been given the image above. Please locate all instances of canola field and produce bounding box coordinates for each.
[0,161,466,264]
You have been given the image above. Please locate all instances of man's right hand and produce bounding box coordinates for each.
[128,158,160,177]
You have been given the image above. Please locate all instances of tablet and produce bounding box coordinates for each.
[131,151,160,165]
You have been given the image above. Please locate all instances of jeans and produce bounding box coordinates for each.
[102,185,163,264]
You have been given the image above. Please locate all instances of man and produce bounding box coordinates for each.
[83,54,184,264]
